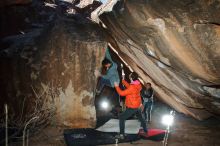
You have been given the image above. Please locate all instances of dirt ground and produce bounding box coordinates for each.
[102,102,220,146]
[10,102,220,146]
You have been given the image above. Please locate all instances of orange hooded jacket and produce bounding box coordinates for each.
[115,80,142,109]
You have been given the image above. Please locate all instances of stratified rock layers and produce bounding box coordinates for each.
[99,0,220,119]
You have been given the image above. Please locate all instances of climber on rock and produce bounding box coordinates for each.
[114,72,147,139]
[141,82,154,123]
[95,46,120,95]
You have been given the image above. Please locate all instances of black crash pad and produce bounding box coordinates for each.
[64,128,166,146]
[64,128,139,146]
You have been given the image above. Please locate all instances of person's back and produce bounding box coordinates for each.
[120,80,142,109]
[104,61,119,87]
[114,72,147,139]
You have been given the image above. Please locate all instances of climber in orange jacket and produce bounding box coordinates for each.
[114,72,147,139]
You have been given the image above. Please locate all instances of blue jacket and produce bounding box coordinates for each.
[102,48,120,87]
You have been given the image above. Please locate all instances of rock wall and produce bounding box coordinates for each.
[98,0,220,120]
[0,0,31,7]
[44,21,106,127]
[0,18,106,128]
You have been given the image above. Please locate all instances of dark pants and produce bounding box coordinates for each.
[119,108,147,135]
[96,77,120,108]
[96,77,112,92]
[143,101,153,121]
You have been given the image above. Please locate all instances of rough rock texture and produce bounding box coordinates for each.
[0,1,55,39]
[72,0,102,17]
[0,0,32,7]
[98,0,220,120]
[0,13,106,129]
[77,0,100,8]
[39,20,106,127]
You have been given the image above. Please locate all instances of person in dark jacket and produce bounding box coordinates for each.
[114,72,147,139]
[141,82,154,123]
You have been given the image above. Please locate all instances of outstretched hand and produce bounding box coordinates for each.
[114,82,119,87]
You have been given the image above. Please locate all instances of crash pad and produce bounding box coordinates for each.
[64,128,139,146]
[139,129,166,141]
[64,119,166,145]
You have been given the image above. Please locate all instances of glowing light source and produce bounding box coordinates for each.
[162,111,175,146]
[162,115,174,126]
[101,101,109,109]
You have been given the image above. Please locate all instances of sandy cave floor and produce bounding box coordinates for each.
[10,102,220,146]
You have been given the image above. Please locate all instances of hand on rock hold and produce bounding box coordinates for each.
[94,69,101,78]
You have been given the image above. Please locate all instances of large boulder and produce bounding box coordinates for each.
[0,18,106,128]
[97,0,220,120]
